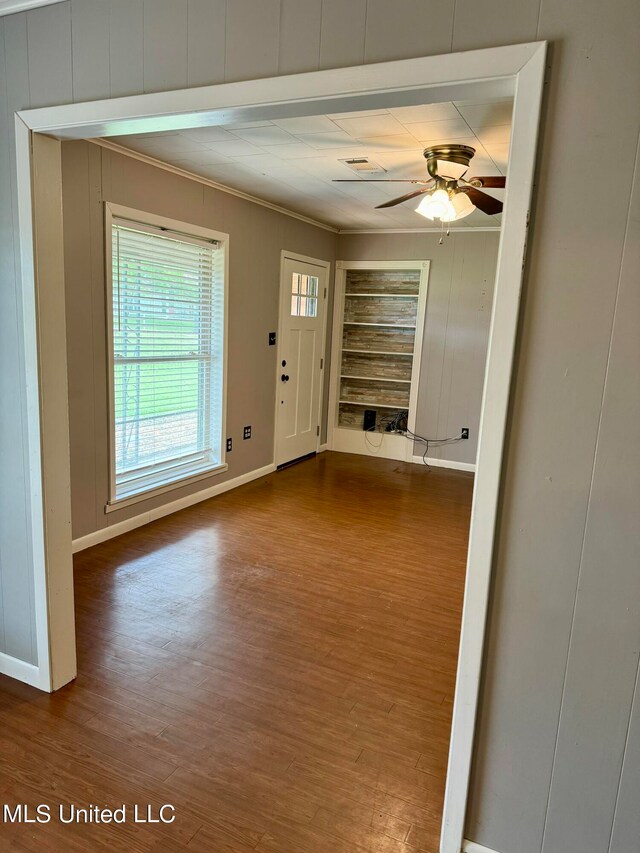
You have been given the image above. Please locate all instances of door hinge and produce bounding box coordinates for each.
[324,287,327,298]
[320,357,324,369]
[316,426,320,436]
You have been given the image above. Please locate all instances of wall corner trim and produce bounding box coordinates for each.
[463,840,503,853]
[0,652,43,689]
[412,455,476,473]
[72,463,277,553]
[0,0,64,16]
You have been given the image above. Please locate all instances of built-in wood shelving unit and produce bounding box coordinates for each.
[328,262,430,461]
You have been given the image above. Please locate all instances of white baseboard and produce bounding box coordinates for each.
[463,840,501,853]
[72,463,276,553]
[0,651,42,688]
[332,427,411,462]
[318,443,328,452]
[412,455,476,473]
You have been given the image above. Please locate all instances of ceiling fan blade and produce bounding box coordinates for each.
[374,187,432,209]
[468,176,506,189]
[332,178,430,183]
[462,187,503,215]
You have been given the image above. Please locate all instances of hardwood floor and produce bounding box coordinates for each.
[0,452,473,852]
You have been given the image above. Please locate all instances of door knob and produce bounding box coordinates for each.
[281,374,290,382]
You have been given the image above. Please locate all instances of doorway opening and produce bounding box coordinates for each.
[14,42,545,853]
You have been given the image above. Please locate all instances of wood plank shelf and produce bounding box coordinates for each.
[340,375,412,383]
[342,348,414,356]
[338,400,406,409]
[343,322,417,328]
[345,293,419,298]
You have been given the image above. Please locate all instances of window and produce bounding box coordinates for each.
[107,211,226,505]
[291,272,318,317]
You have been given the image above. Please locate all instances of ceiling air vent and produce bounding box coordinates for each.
[339,157,386,174]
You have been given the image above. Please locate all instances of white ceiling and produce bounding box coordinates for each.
[108,97,512,231]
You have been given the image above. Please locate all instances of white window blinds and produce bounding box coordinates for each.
[109,218,225,502]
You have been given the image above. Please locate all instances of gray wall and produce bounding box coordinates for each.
[337,231,499,466]
[63,143,494,539]
[61,140,335,540]
[0,3,638,852]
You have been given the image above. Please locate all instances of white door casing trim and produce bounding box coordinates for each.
[0,652,42,688]
[14,42,547,853]
[274,251,331,467]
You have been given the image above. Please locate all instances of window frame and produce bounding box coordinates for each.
[104,202,229,511]
[290,271,319,318]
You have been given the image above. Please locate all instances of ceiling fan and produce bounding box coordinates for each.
[333,144,505,222]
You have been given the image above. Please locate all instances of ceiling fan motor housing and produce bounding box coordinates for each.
[424,144,476,180]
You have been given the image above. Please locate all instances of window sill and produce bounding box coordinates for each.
[105,462,228,514]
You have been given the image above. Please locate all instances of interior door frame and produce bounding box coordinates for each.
[13,42,547,853]
[273,250,331,467]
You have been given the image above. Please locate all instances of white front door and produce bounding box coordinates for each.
[275,254,328,466]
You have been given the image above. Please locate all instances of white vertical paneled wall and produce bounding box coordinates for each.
[0,13,37,665]
[26,3,73,107]
[0,2,638,852]
[278,0,322,75]
[109,0,144,97]
[539,136,640,853]
[466,0,640,850]
[364,0,455,62]
[187,0,226,87]
[143,0,188,92]
[225,0,280,81]
[71,0,110,103]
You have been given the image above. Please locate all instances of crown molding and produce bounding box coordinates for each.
[89,139,339,234]
[90,140,501,237]
[0,0,64,15]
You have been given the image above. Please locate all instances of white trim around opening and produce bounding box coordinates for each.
[13,42,547,853]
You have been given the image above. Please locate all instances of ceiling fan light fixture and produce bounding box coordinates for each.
[415,188,454,221]
[442,191,476,222]
[435,159,469,181]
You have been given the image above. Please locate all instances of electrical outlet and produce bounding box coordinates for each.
[461,427,469,440]
[226,437,232,452]
[243,426,251,440]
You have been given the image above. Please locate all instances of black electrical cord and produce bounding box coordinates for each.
[362,408,465,467]
[405,426,464,444]
[398,418,465,468]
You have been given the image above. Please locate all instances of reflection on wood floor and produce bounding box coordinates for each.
[0,451,473,852]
